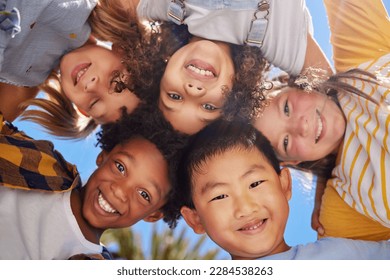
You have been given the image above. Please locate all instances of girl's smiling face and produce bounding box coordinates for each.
[60,43,140,124]
[159,39,235,135]
[252,87,346,163]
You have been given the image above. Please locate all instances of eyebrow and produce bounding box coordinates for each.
[199,164,267,195]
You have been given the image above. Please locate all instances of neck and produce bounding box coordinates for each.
[231,240,291,260]
[71,189,104,244]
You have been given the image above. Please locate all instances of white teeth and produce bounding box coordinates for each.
[241,220,264,231]
[187,64,215,77]
[76,67,88,83]
[315,110,323,143]
[98,192,118,214]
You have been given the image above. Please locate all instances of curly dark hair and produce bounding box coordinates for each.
[96,103,189,227]
[165,119,280,228]
[222,45,270,121]
[141,21,270,117]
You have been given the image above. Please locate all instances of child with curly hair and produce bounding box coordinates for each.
[116,0,332,135]
[0,104,188,259]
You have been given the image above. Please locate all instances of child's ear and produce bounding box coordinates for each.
[180,206,205,234]
[143,211,164,223]
[96,151,107,167]
[279,168,292,201]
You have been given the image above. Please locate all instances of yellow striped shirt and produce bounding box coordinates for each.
[328,53,390,227]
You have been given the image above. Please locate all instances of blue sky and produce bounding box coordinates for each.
[12,1,389,259]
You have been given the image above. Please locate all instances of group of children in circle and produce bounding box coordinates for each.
[0,0,389,259]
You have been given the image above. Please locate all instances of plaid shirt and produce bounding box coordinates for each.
[0,114,112,260]
[0,114,81,192]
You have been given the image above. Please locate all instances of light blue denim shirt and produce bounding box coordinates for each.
[0,0,97,87]
[137,0,312,75]
[259,237,390,260]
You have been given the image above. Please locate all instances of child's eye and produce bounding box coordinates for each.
[250,180,266,189]
[202,103,218,111]
[210,194,228,202]
[115,161,125,174]
[283,135,289,153]
[168,93,182,100]
[138,190,151,202]
[284,99,290,116]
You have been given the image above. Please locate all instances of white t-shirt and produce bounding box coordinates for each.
[137,0,313,75]
[0,186,102,259]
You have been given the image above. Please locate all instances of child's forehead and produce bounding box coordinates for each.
[193,145,270,177]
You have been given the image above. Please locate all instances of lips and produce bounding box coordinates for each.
[98,191,119,214]
[315,109,324,143]
[185,59,217,80]
[238,218,267,232]
[71,63,91,86]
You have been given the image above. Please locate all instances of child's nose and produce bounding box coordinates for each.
[292,115,309,137]
[234,194,258,219]
[84,75,99,92]
[109,182,128,203]
[185,82,206,97]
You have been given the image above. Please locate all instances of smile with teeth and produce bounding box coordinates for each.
[98,192,119,214]
[186,64,216,77]
[239,219,266,231]
[73,64,91,85]
[315,109,323,143]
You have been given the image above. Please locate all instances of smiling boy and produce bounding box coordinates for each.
[171,119,390,260]
[0,104,187,259]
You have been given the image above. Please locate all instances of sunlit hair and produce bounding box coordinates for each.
[19,0,158,139]
[165,119,280,228]
[97,103,189,227]
[19,72,98,139]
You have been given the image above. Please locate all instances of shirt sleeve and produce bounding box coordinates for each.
[262,0,310,75]
[137,0,171,21]
[323,0,390,72]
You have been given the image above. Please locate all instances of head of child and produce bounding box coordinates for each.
[59,42,141,125]
[20,5,161,139]
[252,85,346,165]
[155,23,268,135]
[175,119,292,260]
[78,104,188,235]
[222,71,351,178]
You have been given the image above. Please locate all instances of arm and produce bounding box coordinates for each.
[301,33,334,78]
[323,0,390,72]
[0,82,39,122]
[311,178,326,236]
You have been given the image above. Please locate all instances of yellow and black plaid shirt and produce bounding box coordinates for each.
[0,114,113,260]
[0,114,81,192]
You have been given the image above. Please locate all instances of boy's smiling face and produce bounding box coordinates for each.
[181,146,291,260]
[82,137,171,229]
